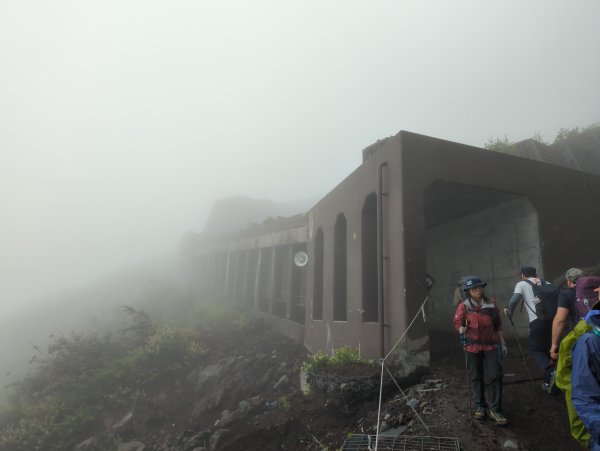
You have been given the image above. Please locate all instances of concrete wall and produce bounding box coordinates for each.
[425,196,540,337]
[303,134,412,360]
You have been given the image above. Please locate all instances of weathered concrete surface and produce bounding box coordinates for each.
[426,196,540,337]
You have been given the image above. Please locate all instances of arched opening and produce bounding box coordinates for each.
[361,192,378,322]
[257,247,272,312]
[245,249,258,306]
[217,253,227,296]
[423,180,541,338]
[234,251,245,303]
[272,245,289,318]
[334,214,347,321]
[313,228,324,320]
[290,243,307,324]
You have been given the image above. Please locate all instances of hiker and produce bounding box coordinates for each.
[453,275,476,307]
[556,297,600,449]
[575,276,600,323]
[504,266,556,393]
[550,268,584,361]
[572,302,600,451]
[453,277,508,425]
[552,273,600,361]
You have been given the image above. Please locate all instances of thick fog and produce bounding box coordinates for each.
[1,1,600,385]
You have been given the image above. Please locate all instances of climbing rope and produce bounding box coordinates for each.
[383,365,430,432]
[384,295,430,361]
[374,295,431,451]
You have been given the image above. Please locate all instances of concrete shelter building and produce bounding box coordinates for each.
[182,131,600,367]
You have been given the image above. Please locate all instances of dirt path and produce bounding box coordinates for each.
[430,331,578,451]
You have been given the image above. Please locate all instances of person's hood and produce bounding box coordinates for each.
[584,309,600,328]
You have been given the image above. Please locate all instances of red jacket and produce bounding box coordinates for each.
[453,296,502,353]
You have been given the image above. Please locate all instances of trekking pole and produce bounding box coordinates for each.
[460,334,473,421]
[505,313,535,385]
[459,324,472,421]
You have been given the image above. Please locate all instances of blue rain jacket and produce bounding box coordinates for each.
[572,330,600,451]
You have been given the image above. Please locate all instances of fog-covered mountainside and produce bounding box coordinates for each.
[0,253,182,399]
[202,196,315,236]
[1,194,315,398]
[0,298,579,451]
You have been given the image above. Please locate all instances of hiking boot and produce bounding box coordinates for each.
[488,410,508,426]
[548,370,559,394]
[542,382,559,394]
[473,407,486,420]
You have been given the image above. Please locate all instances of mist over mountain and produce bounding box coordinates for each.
[202,196,316,235]
[0,252,182,397]
[0,194,314,399]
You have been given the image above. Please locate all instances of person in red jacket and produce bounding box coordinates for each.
[454,277,508,425]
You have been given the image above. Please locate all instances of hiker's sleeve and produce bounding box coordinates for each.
[507,292,522,317]
[571,337,600,447]
[453,304,465,332]
[495,305,503,331]
[557,290,571,309]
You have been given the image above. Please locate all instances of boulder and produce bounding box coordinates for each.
[73,436,98,451]
[209,429,230,451]
[193,388,225,416]
[113,410,134,431]
[117,441,145,451]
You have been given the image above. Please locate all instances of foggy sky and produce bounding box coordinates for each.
[1,0,600,314]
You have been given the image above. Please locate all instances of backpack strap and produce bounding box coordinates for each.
[462,297,476,312]
[521,279,539,316]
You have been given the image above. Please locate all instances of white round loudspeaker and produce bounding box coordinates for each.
[293,251,309,267]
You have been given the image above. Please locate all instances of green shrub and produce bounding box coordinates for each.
[279,395,292,413]
[331,346,361,365]
[192,301,256,333]
[0,308,209,451]
[144,324,208,368]
[302,346,365,373]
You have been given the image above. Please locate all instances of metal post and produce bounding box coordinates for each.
[377,162,388,358]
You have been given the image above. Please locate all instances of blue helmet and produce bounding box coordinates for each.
[462,277,487,292]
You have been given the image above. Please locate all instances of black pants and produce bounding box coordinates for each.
[528,319,554,383]
[467,348,503,412]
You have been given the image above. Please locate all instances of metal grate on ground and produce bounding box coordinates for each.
[342,434,461,451]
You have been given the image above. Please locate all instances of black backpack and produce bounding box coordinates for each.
[523,279,559,322]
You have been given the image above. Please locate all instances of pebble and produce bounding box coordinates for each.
[407,398,419,409]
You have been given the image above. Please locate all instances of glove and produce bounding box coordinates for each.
[501,343,508,358]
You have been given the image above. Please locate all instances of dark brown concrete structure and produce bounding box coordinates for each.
[183,130,600,367]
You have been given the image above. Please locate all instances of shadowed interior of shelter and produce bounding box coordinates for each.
[423,180,540,338]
